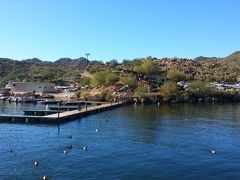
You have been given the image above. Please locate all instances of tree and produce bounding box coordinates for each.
[81,90,90,100]
[186,81,215,100]
[91,71,119,87]
[167,70,192,82]
[133,60,160,75]
[79,77,91,86]
[91,72,107,87]
[76,90,90,100]
[134,86,148,102]
[89,66,98,74]
[108,59,118,67]
[160,81,181,102]
[105,72,119,85]
[120,74,137,88]
[142,60,159,74]
[133,65,145,74]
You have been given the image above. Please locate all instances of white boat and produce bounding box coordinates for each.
[8,94,37,103]
[19,96,37,103]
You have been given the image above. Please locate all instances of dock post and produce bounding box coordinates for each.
[85,102,88,111]
[58,102,60,118]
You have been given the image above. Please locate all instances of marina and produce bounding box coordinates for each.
[1,1,239,179]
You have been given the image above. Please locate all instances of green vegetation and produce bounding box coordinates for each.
[167,70,192,82]
[160,81,181,102]
[120,74,137,88]
[91,72,106,87]
[91,71,119,87]
[0,58,77,86]
[79,77,91,86]
[134,60,160,75]
[186,81,215,100]
[134,86,148,103]
[1,50,240,103]
[76,90,90,100]
[105,72,119,85]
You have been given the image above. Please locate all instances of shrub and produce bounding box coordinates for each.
[134,86,148,102]
[105,73,119,85]
[79,77,91,86]
[167,70,192,82]
[91,71,119,87]
[186,81,215,100]
[133,60,160,75]
[160,81,182,102]
[120,74,137,88]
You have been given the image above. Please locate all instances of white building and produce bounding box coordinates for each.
[6,82,56,94]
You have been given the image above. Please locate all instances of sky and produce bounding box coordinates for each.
[0,0,240,61]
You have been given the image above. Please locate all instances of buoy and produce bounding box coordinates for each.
[157,102,160,106]
[9,148,13,153]
[42,175,48,180]
[95,128,99,133]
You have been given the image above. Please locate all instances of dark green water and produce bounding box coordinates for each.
[0,103,240,179]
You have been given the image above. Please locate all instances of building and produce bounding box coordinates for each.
[6,82,56,94]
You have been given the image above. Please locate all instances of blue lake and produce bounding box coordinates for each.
[0,102,240,179]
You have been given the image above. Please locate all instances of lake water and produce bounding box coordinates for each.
[0,102,240,179]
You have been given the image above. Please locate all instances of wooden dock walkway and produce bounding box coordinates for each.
[62,101,108,106]
[0,102,122,124]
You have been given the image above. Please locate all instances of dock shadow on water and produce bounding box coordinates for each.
[1,102,240,179]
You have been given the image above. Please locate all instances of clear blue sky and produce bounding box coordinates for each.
[0,0,239,61]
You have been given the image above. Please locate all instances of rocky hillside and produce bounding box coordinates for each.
[55,57,89,68]
[0,58,78,86]
[227,51,240,59]
[0,50,240,87]
[156,51,240,83]
[22,58,45,64]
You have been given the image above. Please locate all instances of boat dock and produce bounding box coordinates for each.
[0,102,122,124]
[48,106,78,111]
[24,110,63,116]
[62,101,108,106]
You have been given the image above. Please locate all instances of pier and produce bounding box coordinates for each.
[0,102,122,124]
[24,110,63,116]
[48,106,78,111]
[62,101,108,106]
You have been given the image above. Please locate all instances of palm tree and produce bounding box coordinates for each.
[85,53,90,60]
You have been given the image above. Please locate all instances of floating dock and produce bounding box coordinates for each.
[0,102,122,124]
[48,106,78,111]
[24,110,63,116]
